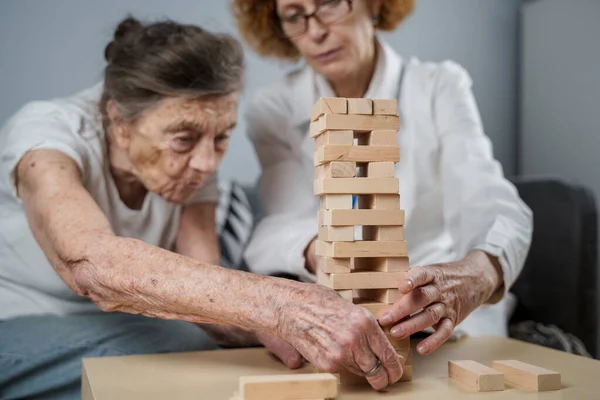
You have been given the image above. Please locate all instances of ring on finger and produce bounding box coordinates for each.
[362,359,382,377]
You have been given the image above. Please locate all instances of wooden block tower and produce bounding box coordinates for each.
[311,97,412,384]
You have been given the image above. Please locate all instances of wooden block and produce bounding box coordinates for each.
[314,145,400,166]
[315,161,356,178]
[318,225,354,242]
[373,99,397,115]
[353,257,409,272]
[369,130,398,145]
[357,194,400,210]
[316,240,408,258]
[353,298,389,318]
[318,257,351,273]
[448,360,504,392]
[362,226,404,241]
[355,288,403,303]
[314,130,354,147]
[347,98,373,114]
[317,270,405,290]
[314,178,399,195]
[337,289,353,301]
[320,194,352,210]
[318,209,405,226]
[311,97,347,121]
[311,113,400,137]
[492,360,561,391]
[367,162,395,178]
[239,373,338,400]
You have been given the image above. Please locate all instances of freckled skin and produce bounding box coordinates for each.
[108,94,239,206]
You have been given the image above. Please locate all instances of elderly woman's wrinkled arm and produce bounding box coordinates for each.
[15,148,287,333]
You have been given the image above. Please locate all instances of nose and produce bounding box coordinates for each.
[306,14,327,41]
[189,139,217,174]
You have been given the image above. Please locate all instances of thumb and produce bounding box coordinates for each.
[256,332,304,369]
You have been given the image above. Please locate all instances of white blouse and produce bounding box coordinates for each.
[243,38,533,337]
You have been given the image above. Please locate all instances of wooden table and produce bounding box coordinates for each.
[82,337,600,399]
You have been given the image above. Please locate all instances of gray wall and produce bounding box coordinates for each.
[520,0,600,353]
[0,0,522,185]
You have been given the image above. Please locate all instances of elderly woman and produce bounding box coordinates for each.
[234,0,533,370]
[0,17,406,398]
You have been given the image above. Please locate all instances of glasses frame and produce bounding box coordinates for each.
[275,0,354,39]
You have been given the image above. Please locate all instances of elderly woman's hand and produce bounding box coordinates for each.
[378,251,504,355]
[278,284,403,391]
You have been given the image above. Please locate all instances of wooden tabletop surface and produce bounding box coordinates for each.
[82,336,600,399]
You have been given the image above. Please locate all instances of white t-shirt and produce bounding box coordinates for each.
[0,83,219,320]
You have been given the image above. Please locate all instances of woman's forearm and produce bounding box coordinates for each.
[71,233,299,334]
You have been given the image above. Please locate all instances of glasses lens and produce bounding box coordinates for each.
[317,0,350,24]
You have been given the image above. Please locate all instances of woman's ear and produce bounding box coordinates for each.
[106,99,130,148]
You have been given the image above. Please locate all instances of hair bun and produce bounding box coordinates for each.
[104,17,143,62]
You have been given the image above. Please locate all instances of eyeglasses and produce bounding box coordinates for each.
[277,0,354,39]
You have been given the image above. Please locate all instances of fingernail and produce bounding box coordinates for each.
[379,312,393,325]
[398,355,405,364]
[390,326,404,337]
[417,343,428,354]
[406,278,414,290]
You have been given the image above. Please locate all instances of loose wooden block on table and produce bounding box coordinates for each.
[311,114,400,137]
[310,97,347,121]
[318,209,405,226]
[373,99,397,115]
[239,373,338,400]
[448,360,504,392]
[315,130,354,147]
[316,240,408,258]
[320,194,353,210]
[347,98,373,114]
[318,225,354,242]
[314,145,400,166]
[318,257,351,273]
[492,360,561,391]
[317,270,405,290]
[357,194,400,210]
[362,225,404,241]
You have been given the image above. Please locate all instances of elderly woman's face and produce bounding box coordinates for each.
[277,0,380,81]
[112,93,239,204]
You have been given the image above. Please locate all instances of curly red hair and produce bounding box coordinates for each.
[232,0,415,61]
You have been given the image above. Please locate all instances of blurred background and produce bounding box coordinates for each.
[1,0,598,355]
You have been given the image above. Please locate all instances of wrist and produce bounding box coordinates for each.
[468,250,504,303]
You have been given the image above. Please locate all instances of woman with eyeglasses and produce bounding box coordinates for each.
[233,0,533,386]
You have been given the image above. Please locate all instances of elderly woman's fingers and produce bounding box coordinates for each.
[366,329,403,387]
[256,332,304,369]
[388,302,446,339]
[379,283,442,327]
[416,318,455,355]
[398,266,435,294]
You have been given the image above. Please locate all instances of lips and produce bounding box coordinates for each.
[315,47,342,64]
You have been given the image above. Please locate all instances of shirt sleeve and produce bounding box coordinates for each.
[0,101,89,201]
[433,61,534,302]
[243,90,318,282]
